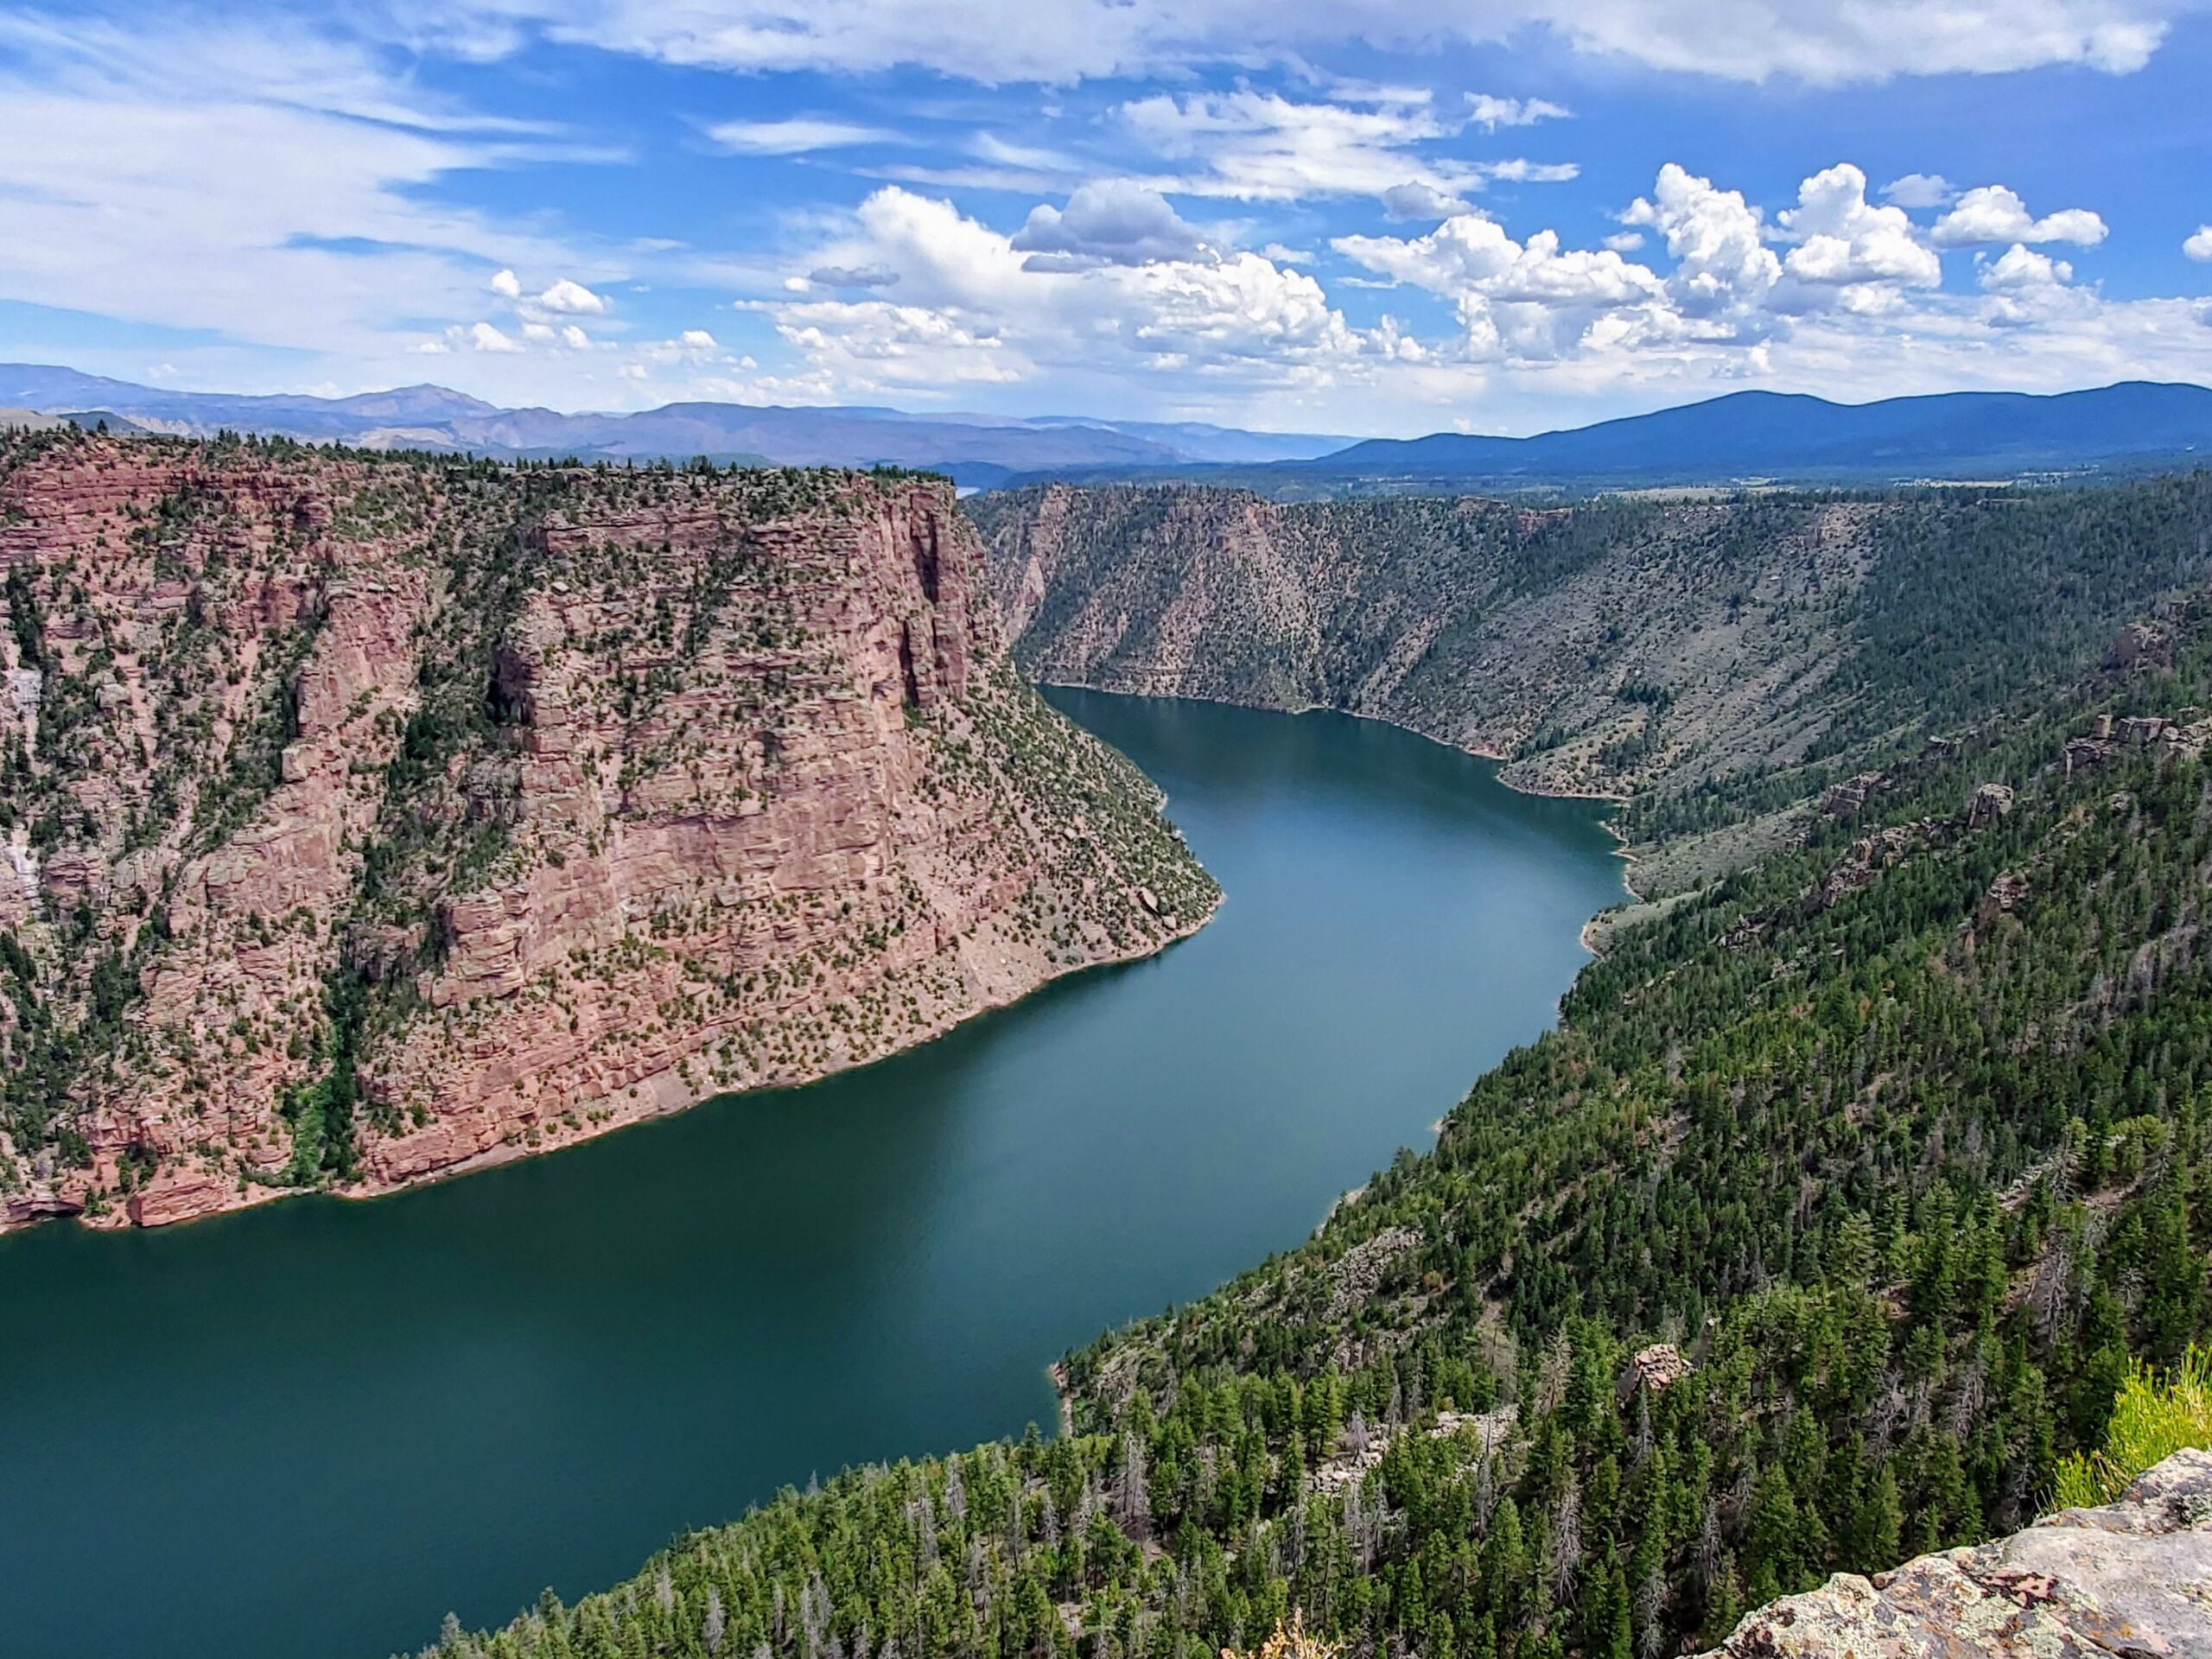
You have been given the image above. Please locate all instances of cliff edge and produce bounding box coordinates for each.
[1701,1448,2212,1658]
[0,431,1217,1229]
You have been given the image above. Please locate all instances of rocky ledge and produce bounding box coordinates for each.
[0,430,1217,1229]
[1701,1448,2212,1657]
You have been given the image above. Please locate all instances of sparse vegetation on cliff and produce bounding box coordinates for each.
[0,430,1212,1229]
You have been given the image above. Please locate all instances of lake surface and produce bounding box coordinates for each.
[0,692,1623,1659]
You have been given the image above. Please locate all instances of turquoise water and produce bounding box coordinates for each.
[0,692,1623,1659]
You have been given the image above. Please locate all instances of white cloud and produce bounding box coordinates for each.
[634,329,727,369]
[1011,181,1216,269]
[1603,231,1645,252]
[1623,164,1780,334]
[533,276,607,314]
[746,185,1362,399]
[1480,159,1581,185]
[421,0,2184,86]
[1980,244,2075,289]
[1119,88,1467,202]
[1880,172,1955,208]
[2186,226,2212,262]
[1114,87,1573,207]
[1337,210,1674,360]
[1466,92,1571,129]
[1929,184,2108,247]
[0,14,620,382]
[468,321,524,352]
[1975,242,2095,326]
[489,267,524,297]
[1776,162,1942,298]
[705,116,900,154]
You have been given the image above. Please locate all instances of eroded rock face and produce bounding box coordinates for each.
[0,432,1217,1229]
[1701,1448,2212,1658]
[970,484,1885,806]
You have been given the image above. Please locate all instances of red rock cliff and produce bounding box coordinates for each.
[0,433,1217,1229]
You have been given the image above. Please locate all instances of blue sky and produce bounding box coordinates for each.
[2,1,2210,436]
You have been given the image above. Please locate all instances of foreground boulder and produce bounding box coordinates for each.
[1702,1448,2212,1657]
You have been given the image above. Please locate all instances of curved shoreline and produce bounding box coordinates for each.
[1031,673,1644,906]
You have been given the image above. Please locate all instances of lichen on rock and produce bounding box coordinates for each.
[1699,1447,2212,1658]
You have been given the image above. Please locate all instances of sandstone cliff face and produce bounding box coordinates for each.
[1700,1447,2212,1658]
[0,432,1215,1229]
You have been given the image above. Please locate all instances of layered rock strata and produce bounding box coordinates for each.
[0,432,1215,1229]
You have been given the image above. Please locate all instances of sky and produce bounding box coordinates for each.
[2,2,2210,437]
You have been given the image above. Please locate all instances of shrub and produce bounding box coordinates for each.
[2051,1345,2212,1509]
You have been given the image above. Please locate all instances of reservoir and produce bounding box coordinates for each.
[0,692,1624,1659]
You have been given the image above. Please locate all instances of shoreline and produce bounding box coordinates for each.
[1048,1361,1075,1438]
[3,896,1221,1241]
[1035,675,1649,917]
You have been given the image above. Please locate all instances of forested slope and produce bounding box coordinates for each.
[975,477,2212,890]
[413,521,2212,1659]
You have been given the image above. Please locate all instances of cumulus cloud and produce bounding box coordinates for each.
[2187,226,2212,262]
[468,321,523,352]
[532,276,607,314]
[749,185,1361,398]
[1775,162,1942,300]
[1332,157,2073,372]
[1623,164,1780,333]
[1929,184,2108,246]
[634,329,727,368]
[1980,243,2075,289]
[1011,181,1217,269]
[489,267,523,297]
[1975,242,2093,326]
[1337,209,1671,359]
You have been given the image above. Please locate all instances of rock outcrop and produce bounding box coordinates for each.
[1701,1448,2212,1658]
[0,431,1217,1229]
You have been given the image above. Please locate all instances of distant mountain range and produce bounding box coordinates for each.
[0,364,1351,486]
[1294,381,2212,490]
[7,363,2209,493]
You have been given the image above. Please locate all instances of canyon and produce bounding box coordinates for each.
[0,431,1214,1231]
[974,477,2212,889]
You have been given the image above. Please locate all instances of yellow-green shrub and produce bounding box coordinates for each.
[2053,1345,2212,1510]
